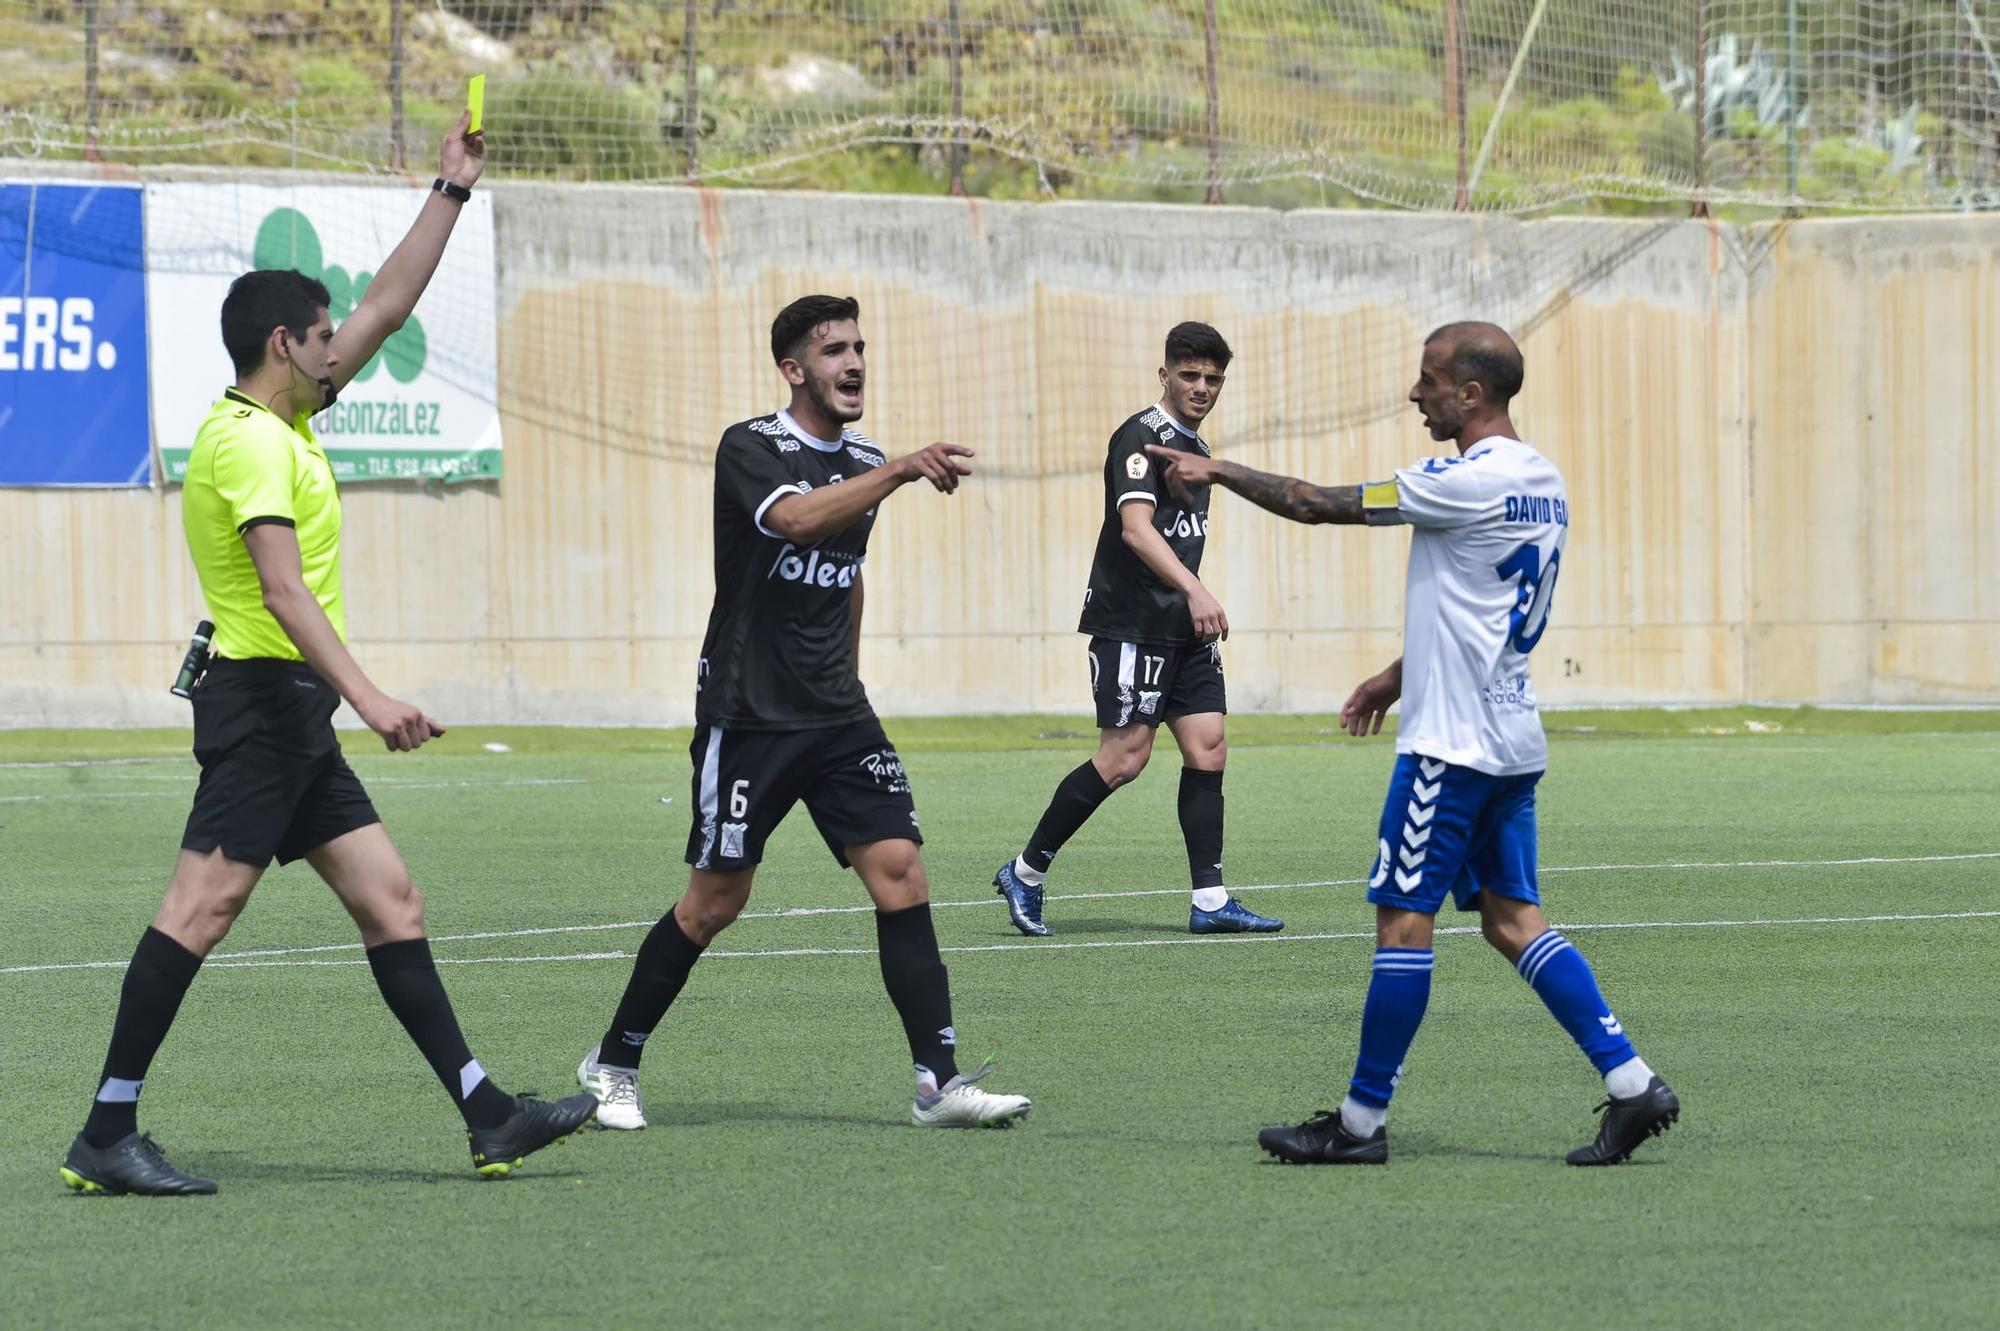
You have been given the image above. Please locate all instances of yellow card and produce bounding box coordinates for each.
[467,74,486,134]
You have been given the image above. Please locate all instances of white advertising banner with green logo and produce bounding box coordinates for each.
[147,183,501,482]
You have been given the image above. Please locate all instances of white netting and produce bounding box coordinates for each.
[1,2,1996,212]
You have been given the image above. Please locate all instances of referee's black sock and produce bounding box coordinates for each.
[1022,760,1116,875]
[1178,767,1226,890]
[596,910,706,1071]
[366,938,514,1131]
[81,927,203,1148]
[876,902,960,1091]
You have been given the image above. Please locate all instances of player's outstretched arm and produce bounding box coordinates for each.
[763,444,973,547]
[242,525,446,752]
[1143,445,1362,525]
[1340,658,1403,737]
[326,110,486,391]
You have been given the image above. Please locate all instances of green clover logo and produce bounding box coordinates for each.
[253,207,427,385]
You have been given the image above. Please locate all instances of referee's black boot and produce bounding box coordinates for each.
[467,1092,599,1178]
[1566,1076,1679,1166]
[1257,1109,1387,1165]
[60,1131,218,1196]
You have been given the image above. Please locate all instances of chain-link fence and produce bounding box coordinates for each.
[2,2,1997,211]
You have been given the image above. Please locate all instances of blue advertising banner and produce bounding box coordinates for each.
[0,182,152,486]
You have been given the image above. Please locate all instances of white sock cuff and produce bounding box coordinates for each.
[1340,1093,1387,1136]
[1604,1056,1653,1100]
[96,1076,144,1104]
[458,1058,488,1101]
[1012,856,1046,887]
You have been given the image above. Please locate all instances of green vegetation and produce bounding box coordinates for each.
[2,722,1996,1326]
[1,0,1991,211]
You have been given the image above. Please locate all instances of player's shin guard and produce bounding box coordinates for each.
[876,903,959,1091]
[1021,761,1115,876]
[1177,767,1225,891]
[82,927,203,1148]
[1347,948,1435,1113]
[1515,930,1638,1075]
[366,938,514,1130]
[598,910,706,1071]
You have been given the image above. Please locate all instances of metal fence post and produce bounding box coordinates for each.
[948,0,967,195]
[1445,0,1467,210]
[390,0,406,171]
[1785,0,1800,212]
[84,0,100,159]
[684,0,701,183]
[1204,0,1223,203]
[1692,0,1708,216]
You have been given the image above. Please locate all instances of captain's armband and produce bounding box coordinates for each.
[1361,480,1404,527]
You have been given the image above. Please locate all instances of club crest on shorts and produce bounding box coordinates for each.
[719,821,748,860]
[1138,689,1162,716]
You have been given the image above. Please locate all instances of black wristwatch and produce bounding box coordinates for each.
[433,177,472,203]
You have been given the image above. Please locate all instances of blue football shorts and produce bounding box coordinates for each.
[1365,752,1544,915]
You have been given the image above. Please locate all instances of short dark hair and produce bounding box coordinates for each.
[771,294,861,365]
[221,269,331,377]
[1426,322,1524,405]
[1164,321,1232,371]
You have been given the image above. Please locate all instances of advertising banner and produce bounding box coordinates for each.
[0,182,152,486]
[147,183,501,482]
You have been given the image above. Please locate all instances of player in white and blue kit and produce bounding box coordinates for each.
[1147,322,1678,1166]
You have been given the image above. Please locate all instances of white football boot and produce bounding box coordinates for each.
[910,1060,1032,1129]
[577,1045,647,1131]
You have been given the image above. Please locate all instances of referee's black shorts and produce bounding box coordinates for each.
[180,658,380,869]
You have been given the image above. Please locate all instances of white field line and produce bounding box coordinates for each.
[19,910,2000,973]
[2,850,1995,976]
[361,778,588,791]
[0,790,175,802]
[0,777,587,802]
[0,757,187,770]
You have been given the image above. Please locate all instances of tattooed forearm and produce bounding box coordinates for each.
[1213,461,1363,525]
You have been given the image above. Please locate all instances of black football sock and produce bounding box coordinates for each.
[597,910,706,1071]
[365,938,514,1130]
[81,927,203,1148]
[1022,760,1117,875]
[1178,767,1226,890]
[876,903,960,1090]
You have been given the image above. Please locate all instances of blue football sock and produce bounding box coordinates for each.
[1515,930,1637,1075]
[1346,947,1435,1110]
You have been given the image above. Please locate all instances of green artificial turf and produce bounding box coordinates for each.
[2,718,1995,1329]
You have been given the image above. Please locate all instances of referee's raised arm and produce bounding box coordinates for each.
[325,110,486,394]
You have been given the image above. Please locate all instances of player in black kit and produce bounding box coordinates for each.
[994,323,1282,937]
[578,295,1031,1130]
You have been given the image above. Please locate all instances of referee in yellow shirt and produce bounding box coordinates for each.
[60,113,596,1196]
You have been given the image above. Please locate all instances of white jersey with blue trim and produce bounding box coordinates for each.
[1362,435,1568,777]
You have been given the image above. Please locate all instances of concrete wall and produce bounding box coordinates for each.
[3,186,1994,725]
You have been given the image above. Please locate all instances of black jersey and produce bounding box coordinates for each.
[695,410,886,730]
[1077,405,1212,646]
